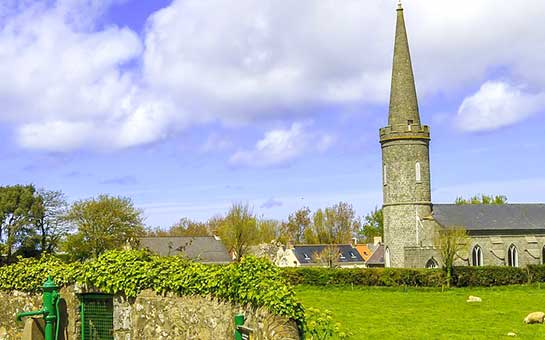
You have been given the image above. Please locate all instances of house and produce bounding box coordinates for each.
[139,236,232,264]
[275,244,366,268]
[365,245,385,268]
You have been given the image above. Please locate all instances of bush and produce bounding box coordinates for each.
[282,267,445,287]
[528,264,545,283]
[452,266,528,287]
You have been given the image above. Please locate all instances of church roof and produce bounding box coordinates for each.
[432,204,545,232]
[388,2,421,127]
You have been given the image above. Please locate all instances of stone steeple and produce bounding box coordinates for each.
[379,3,432,268]
[388,2,420,127]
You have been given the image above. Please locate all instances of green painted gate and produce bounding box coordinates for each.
[80,294,114,340]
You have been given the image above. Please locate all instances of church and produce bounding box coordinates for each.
[381,3,545,268]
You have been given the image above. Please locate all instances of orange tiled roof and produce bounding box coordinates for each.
[355,244,372,261]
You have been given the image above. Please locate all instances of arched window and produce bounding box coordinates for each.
[471,245,483,266]
[384,247,391,268]
[415,162,421,183]
[383,165,388,186]
[507,244,518,267]
[426,258,439,269]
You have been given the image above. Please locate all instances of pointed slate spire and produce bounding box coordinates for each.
[388,2,421,127]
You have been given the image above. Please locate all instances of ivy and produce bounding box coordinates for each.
[0,250,305,325]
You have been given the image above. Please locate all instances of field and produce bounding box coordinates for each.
[295,285,545,339]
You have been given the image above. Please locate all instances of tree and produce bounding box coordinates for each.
[280,207,311,244]
[33,189,70,254]
[148,217,210,237]
[359,207,383,242]
[63,195,145,260]
[216,203,259,262]
[309,202,359,244]
[312,245,341,268]
[435,226,469,288]
[0,185,42,263]
[257,219,280,243]
[455,194,507,205]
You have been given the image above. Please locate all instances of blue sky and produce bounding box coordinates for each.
[1,0,544,228]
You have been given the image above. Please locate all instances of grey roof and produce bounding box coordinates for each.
[292,245,364,265]
[366,245,384,266]
[432,204,545,232]
[139,236,232,264]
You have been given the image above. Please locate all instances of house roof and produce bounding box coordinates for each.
[365,245,385,266]
[139,236,232,264]
[354,244,373,261]
[292,244,365,265]
[432,204,545,232]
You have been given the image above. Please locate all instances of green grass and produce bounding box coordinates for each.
[295,284,545,339]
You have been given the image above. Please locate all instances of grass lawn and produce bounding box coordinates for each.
[295,284,545,339]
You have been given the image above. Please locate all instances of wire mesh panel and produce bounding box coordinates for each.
[80,294,114,340]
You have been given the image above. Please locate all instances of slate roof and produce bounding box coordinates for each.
[139,236,232,264]
[432,204,545,232]
[365,245,385,266]
[292,245,365,265]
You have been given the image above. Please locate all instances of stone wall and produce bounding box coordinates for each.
[0,286,79,340]
[0,287,300,340]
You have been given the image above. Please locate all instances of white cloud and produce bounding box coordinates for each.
[5,1,545,151]
[456,81,545,132]
[229,122,334,167]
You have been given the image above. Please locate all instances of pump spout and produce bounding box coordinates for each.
[16,309,46,322]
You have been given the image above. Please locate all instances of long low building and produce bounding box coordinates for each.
[139,236,232,264]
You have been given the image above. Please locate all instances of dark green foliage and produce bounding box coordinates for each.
[528,264,545,283]
[282,267,445,287]
[452,266,528,287]
[0,250,304,324]
[283,266,545,288]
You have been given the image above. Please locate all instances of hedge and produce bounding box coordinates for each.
[282,265,545,288]
[0,250,305,325]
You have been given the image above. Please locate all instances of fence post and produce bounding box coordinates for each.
[234,314,245,340]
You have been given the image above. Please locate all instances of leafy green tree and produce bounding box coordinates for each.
[435,226,469,288]
[280,207,312,244]
[309,202,359,244]
[455,194,507,205]
[148,217,210,237]
[33,189,70,254]
[63,195,145,260]
[0,185,42,263]
[257,219,280,243]
[359,207,383,242]
[216,203,259,262]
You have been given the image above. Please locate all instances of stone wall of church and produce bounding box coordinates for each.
[402,231,545,268]
[467,234,545,267]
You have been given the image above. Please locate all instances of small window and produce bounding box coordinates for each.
[542,246,545,265]
[384,247,391,268]
[507,244,518,267]
[349,251,356,259]
[407,120,414,131]
[339,253,346,260]
[471,245,483,266]
[425,258,439,269]
[383,165,388,186]
[415,162,422,183]
[303,253,310,260]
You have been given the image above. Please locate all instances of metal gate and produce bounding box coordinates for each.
[80,294,114,340]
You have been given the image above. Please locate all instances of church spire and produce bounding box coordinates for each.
[388,3,420,127]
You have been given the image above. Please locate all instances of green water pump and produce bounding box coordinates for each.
[16,276,61,340]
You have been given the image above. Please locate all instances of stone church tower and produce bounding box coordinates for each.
[380,3,432,268]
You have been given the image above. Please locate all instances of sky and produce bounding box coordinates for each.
[1,0,545,228]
